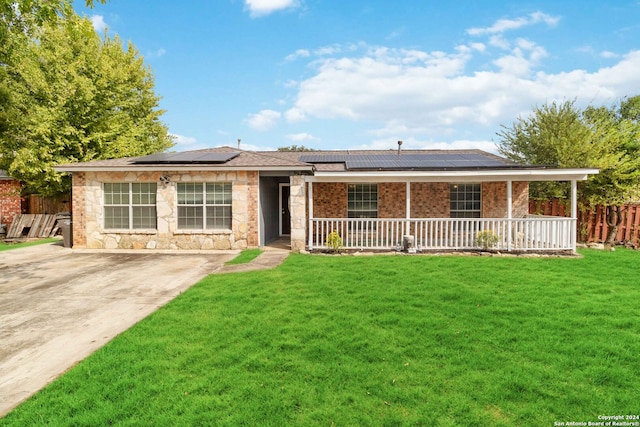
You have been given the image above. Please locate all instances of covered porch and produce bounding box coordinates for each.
[305,168,597,253]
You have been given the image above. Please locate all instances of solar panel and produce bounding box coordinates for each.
[299,152,511,170]
[132,152,240,164]
[299,154,347,163]
[344,153,508,170]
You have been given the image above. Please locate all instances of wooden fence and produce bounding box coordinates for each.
[529,200,640,246]
[26,194,72,215]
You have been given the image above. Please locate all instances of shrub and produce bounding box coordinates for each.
[325,231,343,253]
[476,230,499,250]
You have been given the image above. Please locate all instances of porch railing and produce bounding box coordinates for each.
[309,216,576,252]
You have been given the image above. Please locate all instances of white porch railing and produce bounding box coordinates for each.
[309,216,576,252]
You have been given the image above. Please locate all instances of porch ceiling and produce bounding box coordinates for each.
[306,168,599,183]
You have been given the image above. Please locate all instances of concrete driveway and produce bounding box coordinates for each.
[0,242,236,417]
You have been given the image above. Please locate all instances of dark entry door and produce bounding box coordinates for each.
[280,184,291,235]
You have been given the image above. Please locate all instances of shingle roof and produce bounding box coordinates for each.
[54,146,313,171]
[54,146,524,172]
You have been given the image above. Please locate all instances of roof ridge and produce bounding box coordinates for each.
[242,149,312,166]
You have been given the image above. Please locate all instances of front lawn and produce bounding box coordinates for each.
[0,238,59,252]
[225,248,262,265]
[2,249,639,426]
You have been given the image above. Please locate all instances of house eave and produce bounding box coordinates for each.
[306,168,599,183]
[53,165,315,173]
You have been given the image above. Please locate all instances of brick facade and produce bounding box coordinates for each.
[378,183,405,218]
[313,181,529,219]
[482,181,529,218]
[0,179,22,227]
[70,173,529,250]
[71,173,87,246]
[313,182,347,218]
[411,183,450,217]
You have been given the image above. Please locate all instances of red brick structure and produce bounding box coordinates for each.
[71,173,87,247]
[313,181,529,219]
[0,173,22,228]
[55,147,597,252]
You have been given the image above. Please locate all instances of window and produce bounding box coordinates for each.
[348,183,378,218]
[104,183,157,229]
[177,182,232,230]
[450,183,481,218]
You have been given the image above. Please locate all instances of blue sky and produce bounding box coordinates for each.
[74,0,640,153]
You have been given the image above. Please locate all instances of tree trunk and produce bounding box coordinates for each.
[604,205,625,245]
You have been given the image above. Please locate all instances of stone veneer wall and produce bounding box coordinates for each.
[312,181,529,219]
[289,175,306,252]
[0,179,22,228]
[78,170,258,250]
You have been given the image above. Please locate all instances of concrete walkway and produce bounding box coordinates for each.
[0,243,238,417]
[0,241,291,418]
[216,247,290,273]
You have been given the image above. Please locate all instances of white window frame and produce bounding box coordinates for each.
[450,183,481,218]
[177,182,232,230]
[347,183,378,218]
[103,182,157,230]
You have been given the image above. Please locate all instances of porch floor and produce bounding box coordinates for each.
[263,236,291,251]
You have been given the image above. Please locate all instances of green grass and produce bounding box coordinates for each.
[0,237,60,252]
[2,249,640,426]
[225,248,263,265]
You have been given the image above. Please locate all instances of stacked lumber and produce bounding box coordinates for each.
[5,214,59,239]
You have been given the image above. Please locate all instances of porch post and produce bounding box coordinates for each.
[406,181,411,235]
[289,175,307,252]
[308,180,313,250]
[571,179,577,251]
[507,180,512,251]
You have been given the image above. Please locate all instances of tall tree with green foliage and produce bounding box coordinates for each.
[1,0,105,63]
[497,97,640,244]
[0,11,173,195]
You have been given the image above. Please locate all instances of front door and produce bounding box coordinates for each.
[279,184,291,235]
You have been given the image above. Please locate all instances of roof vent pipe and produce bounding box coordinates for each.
[237,138,241,149]
[397,140,403,156]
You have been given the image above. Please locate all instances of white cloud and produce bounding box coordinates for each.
[285,49,310,62]
[286,132,318,142]
[169,133,209,151]
[244,0,299,18]
[356,137,499,153]
[284,43,640,144]
[314,45,342,56]
[489,35,510,50]
[600,50,619,58]
[492,39,547,76]
[232,142,276,151]
[146,48,167,59]
[89,15,107,33]
[284,107,307,122]
[246,109,282,131]
[467,11,560,36]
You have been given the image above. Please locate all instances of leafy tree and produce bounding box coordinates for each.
[1,0,105,63]
[0,12,173,195]
[580,98,640,243]
[497,98,640,244]
[277,145,317,152]
[497,100,594,200]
